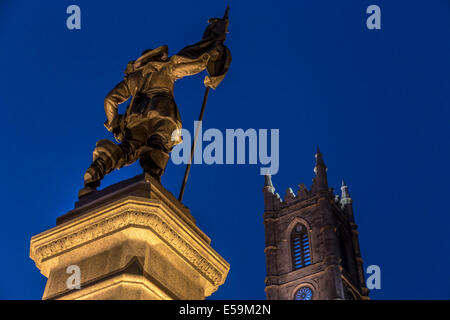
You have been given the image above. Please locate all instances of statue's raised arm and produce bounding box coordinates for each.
[172,6,232,89]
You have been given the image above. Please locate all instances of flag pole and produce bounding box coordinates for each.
[178,86,210,202]
[177,5,229,202]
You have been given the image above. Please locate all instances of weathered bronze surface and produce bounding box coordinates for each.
[79,8,231,199]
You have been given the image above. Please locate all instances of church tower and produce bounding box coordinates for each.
[262,148,369,300]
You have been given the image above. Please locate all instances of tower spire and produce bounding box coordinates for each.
[312,147,328,192]
[314,147,326,172]
[340,179,352,206]
[263,174,275,194]
[340,179,355,223]
[341,179,350,199]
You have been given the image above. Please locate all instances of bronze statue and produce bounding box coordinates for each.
[78,8,231,198]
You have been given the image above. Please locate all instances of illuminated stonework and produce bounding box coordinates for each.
[30,174,230,300]
[263,150,370,300]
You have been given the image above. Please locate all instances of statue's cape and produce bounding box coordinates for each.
[175,35,231,89]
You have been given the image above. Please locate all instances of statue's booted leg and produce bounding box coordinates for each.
[79,125,150,198]
[139,145,170,183]
[78,119,177,197]
[78,139,126,198]
[138,118,178,183]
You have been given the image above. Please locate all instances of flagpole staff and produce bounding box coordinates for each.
[178,87,210,202]
[178,5,230,202]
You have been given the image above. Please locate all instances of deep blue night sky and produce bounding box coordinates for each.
[1,0,449,299]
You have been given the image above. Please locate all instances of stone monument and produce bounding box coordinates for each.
[30,8,231,300]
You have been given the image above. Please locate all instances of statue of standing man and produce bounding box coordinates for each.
[78,8,231,198]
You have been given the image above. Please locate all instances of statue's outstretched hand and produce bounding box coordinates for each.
[204,18,228,41]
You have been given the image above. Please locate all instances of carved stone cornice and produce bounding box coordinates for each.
[30,209,225,288]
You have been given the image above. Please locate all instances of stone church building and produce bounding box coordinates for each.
[262,148,370,300]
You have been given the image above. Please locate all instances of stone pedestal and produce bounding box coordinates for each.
[30,174,230,300]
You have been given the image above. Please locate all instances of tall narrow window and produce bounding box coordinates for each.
[291,224,311,270]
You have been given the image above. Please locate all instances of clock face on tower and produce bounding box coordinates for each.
[294,287,313,300]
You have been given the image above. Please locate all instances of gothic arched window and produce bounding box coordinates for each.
[291,224,311,270]
[294,286,313,300]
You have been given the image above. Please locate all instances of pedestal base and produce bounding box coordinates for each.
[30,174,229,300]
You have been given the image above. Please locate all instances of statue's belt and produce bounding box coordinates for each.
[136,89,174,99]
